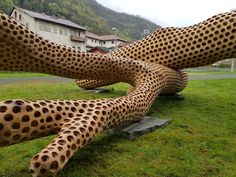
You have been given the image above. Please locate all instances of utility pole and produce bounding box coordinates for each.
[231,59,235,72]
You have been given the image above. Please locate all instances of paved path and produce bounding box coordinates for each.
[0,77,72,85]
[0,75,236,85]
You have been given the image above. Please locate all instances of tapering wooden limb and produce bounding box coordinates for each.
[75,10,236,91]
[0,10,236,177]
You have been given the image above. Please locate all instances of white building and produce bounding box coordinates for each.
[86,32,128,51]
[10,7,87,51]
[86,32,102,50]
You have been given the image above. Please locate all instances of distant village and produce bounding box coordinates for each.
[10,6,129,54]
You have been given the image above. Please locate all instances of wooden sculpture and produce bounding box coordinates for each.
[0,10,235,177]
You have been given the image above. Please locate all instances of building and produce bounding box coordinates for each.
[10,6,87,51]
[86,32,101,51]
[10,7,129,52]
[86,32,128,51]
[141,29,151,38]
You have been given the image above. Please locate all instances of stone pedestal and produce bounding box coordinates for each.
[81,88,110,93]
[108,116,171,140]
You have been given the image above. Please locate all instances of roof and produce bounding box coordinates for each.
[86,32,101,40]
[86,32,128,42]
[100,35,127,42]
[11,6,86,30]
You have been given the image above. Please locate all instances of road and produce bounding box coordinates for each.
[0,75,236,85]
[0,77,72,85]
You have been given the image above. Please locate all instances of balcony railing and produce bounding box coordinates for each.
[70,35,87,42]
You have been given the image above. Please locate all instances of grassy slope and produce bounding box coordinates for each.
[0,80,235,177]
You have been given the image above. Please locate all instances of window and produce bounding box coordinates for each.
[14,11,17,19]
[95,40,97,43]
[70,30,75,35]
[91,39,94,42]
[46,24,51,32]
[103,41,106,44]
[111,41,115,44]
[53,27,57,33]
[64,29,68,36]
[39,22,51,32]
[19,14,22,21]
[39,23,44,31]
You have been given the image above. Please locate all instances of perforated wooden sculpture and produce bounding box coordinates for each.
[0,10,235,177]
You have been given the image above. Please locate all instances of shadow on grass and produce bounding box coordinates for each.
[147,94,187,116]
[60,134,127,177]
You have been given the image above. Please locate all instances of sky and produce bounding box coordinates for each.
[96,0,236,27]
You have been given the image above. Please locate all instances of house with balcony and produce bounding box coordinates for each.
[10,6,87,51]
[86,32,128,51]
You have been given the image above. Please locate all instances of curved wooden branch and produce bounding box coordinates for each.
[76,10,236,90]
[0,10,235,177]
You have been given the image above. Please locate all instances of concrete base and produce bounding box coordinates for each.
[108,116,171,140]
[81,88,110,93]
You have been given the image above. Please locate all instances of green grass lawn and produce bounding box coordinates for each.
[0,72,51,78]
[0,70,235,78]
[0,79,235,177]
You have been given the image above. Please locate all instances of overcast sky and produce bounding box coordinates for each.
[96,0,236,27]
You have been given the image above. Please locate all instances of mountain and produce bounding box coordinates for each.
[77,0,160,40]
[0,0,160,41]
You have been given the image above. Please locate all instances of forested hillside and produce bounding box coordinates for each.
[0,0,160,40]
